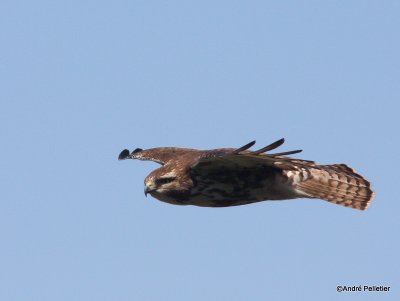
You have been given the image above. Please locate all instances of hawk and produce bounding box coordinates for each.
[118,139,374,210]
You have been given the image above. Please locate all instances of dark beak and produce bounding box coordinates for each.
[144,186,154,197]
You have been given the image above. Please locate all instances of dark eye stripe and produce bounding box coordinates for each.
[156,177,175,185]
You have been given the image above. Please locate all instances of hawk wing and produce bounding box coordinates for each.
[118,147,200,165]
[186,139,308,206]
[189,139,374,210]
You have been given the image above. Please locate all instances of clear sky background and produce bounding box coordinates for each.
[1,1,399,300]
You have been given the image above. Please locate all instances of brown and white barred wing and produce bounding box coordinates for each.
[286,164,374,210]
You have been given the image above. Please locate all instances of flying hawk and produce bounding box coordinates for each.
[118,139,374,210]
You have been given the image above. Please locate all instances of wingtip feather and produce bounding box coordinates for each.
[232,140,256,154]
[251,138,285,155]
[118,149,130,160]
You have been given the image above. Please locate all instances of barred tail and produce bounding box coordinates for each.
[294,164,374,210]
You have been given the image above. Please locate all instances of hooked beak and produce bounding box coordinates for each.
[144,186,155,197]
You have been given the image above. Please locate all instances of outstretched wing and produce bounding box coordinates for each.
[186,139,307,206]
[118,146,200,165]
[189,139,374,210]
[118,147,171,165]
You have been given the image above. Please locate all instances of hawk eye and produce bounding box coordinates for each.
[156,177,175,185]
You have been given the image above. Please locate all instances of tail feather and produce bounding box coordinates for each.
[293,164,374,210]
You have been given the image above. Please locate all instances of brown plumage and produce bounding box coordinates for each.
[118,139,374,210]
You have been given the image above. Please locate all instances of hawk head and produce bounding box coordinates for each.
[143,165,193,205]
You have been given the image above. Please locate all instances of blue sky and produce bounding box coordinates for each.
[1,1,399,300]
